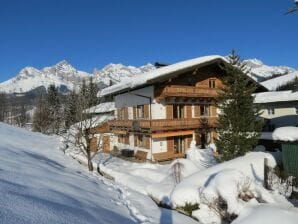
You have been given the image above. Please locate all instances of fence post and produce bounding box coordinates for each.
[264,158,269,189]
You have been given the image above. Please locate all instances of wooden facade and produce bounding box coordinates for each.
[105,64,224,161]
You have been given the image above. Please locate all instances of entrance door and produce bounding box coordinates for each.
[103,136,110,153]
[174,136,186,154]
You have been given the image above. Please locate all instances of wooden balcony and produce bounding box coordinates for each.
[108,117,217,132]
[156,85,219,101]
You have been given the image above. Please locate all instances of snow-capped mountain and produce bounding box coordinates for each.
[1,57,296,94]
[244,59,296,82]
[93,63,155,86]
[0,61,90,94]
[0,61,155,94]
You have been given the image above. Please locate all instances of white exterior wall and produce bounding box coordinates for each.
[259,101,298,128]
[152,138,167,154]
[114,85,166,119]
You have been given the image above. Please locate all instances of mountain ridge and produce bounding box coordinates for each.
[0,58,297,93]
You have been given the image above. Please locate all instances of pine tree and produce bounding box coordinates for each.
[64,90,79,129]
[46,85,62,134]
[87,77,99,107]
[0,93,7,122]
[215,50,263,161]
[33,94,50,133]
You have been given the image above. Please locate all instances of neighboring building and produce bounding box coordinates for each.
[254,91,298,150]
[82,102,116,153]
[254,91,298,131]
[97,55,266,161]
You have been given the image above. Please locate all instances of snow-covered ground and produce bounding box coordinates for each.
[66,145,298,224]
[0,123,197,224]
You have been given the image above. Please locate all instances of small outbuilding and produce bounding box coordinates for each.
[273,126,298,177]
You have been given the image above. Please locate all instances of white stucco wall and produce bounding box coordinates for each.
[152,138,167,154]
[259,101,298,128]
[114,85,166,119]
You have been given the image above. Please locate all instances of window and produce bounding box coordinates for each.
[117,108,128,120]
[135,134,150,149]
[118,134,129,145]
[136,105,144,119]
[173,104,185,119]
[200,105,210,116]
[268,107,275,115]
[209,79,216,88]
[174,136,186,154]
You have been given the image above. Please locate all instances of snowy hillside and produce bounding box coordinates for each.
[0,123,197,224]
[260,71,298,91]
[244,59,296,82]
[0,61,155,94]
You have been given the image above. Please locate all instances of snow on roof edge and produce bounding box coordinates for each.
[98,55,227,97]
[254,90,298,104]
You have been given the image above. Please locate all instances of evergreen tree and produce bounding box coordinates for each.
[0,93,7,122]
[33,94,49,133]
[215,50,263,161]
[64,90,79,129]
[87,77,99,107]
[46,85,62,134]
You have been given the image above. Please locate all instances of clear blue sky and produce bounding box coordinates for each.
[0,0,297,82]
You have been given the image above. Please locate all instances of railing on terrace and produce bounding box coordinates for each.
[108,117,217,131]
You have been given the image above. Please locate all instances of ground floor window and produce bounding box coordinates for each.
[118,134,129,145]
[134,134,150,149]
[173,136,186,154]
[195,131,211,148]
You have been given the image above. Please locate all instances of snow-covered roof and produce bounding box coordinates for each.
[254,91,298,104]
[273,126,298,142]
[83,102,115,114]
[99,55,227,97]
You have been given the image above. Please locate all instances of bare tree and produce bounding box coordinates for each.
[67,78,109,171]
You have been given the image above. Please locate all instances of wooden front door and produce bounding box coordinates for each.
[103,136,110,153]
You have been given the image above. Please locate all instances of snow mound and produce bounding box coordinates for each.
[171,152,276,207]
[273,126,298,142]
[232,204,298,224]
[186,148,217,169]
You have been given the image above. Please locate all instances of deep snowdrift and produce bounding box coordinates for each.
[0,123,197,224]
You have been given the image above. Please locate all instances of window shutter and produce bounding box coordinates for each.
[144,104,149,119]
[145,136,150,149]
[186,105,192,118]
[166,105,173,119]
[134,135,138,146]
[194,105,200,117]
[133,107,136,119]
[124,108,128,119]
[167,137,174,152]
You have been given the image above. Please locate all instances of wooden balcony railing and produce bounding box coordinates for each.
[157,85,219,100]
[108,117,217,132]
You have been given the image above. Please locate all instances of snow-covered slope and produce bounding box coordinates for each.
[0,61,155,94]
[260,71,298,90]
[244,59,296,82]
[0,123,197,224]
